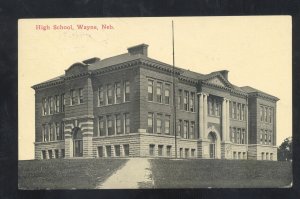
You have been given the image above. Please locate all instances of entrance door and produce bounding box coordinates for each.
[208,132,216,159]
[74,139,83,157]
[72,127,83,157]
[209,143,215,159]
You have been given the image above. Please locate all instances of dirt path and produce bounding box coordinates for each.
[96,158,154,189]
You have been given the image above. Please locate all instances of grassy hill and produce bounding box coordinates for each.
[18,158,292,189]
[150,159,292,188]
[18,158,127,189]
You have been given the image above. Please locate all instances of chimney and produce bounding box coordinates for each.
[127,44,148,56]
[220,70,229,80]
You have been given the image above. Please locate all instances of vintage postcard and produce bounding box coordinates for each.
[18,16,292,189]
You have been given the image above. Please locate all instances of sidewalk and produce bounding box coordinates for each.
[97,158,154,189]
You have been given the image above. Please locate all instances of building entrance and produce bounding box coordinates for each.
[208,132,216,159]
[73,127,83,157]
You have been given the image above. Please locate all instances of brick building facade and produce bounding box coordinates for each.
[32,44,279,161]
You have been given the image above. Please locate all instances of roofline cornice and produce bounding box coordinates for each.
[248,92,279,102]
[32,79,64,90]
[201,81,248,97]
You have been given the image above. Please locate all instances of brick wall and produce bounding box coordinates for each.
[92,134,140,157]
[92,66,140,134]
[34,141,65,159]
[248,144,277,161]
[35,84,65,142]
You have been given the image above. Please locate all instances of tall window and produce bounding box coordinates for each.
[189,121,195,139]
[264,107,268,122]
[260,106,264,121]
[148,80,154,101]
[177,120,182,137]
[46,125,50,142]
[237,128,240,144]
[208,98,213,115]
[98,86,105,106]
[124,81,130,102]
[49,97,54,114]
[124,113,130,134]
[107,84,113,104]
[269,132,272,144]
[42,125,47,142]
[156,114,162,133]
[107,115,113,136]
[237,103,241,120]
[233,102,237,119]
[157,82,163,103]
[265,131,268,144]
[55,122,60,140]
[190,92,195,112]
[115,114,122,134]
[165,115,171,135]
[147,113,153,133]
[269,108,272,123]
[79,88,83,104]
[164,84,170,104]
[61,122,65,140]
[61,94,65,112]
[184,91,189,111]
[99,116,105,136]
[183,120,188,139]
[55,95,60,113]
[70,89,76,105]
[49,123,54,141]
[241,129,245,144]
[215,100,220,116]
[115,82,121,104]
[231,128,236,143]
[178,90,182,109]
[229,102,232,118]
[42,98,47,115]
[260,130,263,144]
[241,104,245,120]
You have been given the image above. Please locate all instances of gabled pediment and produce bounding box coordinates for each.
[65,62,88,76]
[203,73,233,89]
[207,76,227,87]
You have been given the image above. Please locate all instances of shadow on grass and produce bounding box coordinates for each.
[18,158,128,189]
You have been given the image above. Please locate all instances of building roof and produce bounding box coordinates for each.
[240,86,279,101]
[87,53,144,70]
[31,44,278,100]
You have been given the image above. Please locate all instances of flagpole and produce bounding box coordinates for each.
[172,20,177,158]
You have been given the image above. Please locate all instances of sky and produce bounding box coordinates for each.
[18,16,292,160]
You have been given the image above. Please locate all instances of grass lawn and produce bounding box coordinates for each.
[150,159,292,188]
[18,158,127,189]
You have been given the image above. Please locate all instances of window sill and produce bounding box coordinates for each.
[178,109,196,114]
[42,112,65,117]
[69,103,86,107]
[97,101,130,107]
[230,118,246,122]
[35,140,65,144]
[208,114,221,118]
[95,133,133,138]
[147,100,172,106]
